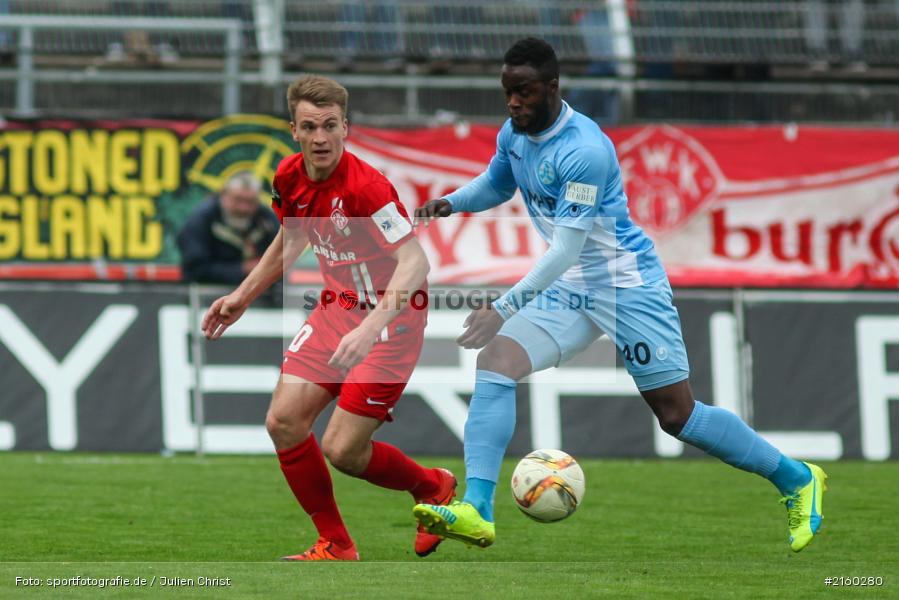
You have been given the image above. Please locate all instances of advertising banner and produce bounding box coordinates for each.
[1,284,897,459]
[1,118,898,287]
[351,124,899,288]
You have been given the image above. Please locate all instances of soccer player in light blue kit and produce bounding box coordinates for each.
[413,38,827,553]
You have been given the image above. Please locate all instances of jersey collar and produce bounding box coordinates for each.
[300,149,349,187]
[527,101,573,144]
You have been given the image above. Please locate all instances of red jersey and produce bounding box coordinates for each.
[272,150,427,334]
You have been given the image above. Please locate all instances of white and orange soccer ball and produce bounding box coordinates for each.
[511,449,585,523]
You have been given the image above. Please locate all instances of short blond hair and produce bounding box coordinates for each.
[286,75,349,121]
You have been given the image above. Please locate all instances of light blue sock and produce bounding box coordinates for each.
[464,477,496,522]
[769,455,813,495]
[677,400,812,495]
[462,369,517,522]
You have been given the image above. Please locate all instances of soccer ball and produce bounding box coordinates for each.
[510,449,585,523]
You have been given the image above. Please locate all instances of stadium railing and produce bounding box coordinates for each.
[280,0,899,66]
[0,14,243,116]
[1,0,898,123]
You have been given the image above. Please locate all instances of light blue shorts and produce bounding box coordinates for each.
[497,278,690,391]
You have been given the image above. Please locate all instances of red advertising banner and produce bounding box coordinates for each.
[351,123,899,288]
[1,117,897,287]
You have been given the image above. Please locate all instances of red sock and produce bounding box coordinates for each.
[359,441,441,499]
[277,434,352,548]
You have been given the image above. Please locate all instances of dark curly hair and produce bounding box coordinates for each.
[503,37,559,82]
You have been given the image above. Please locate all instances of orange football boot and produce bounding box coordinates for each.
[281,537,359,561]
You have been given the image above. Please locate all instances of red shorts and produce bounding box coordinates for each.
[281,309,424,422]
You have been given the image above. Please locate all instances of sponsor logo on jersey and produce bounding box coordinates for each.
[524,189,556,216]
[331,207,349,230]
[372,202,412,243]
[311,229,356,263]
[329,197,352,236]
[565,182,598,207]
[313,230,335,251]
[538,159,556,185]
[312,245,357,263]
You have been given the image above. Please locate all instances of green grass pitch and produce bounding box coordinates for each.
[1,453,896,599]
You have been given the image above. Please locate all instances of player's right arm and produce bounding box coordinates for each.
[415,122,518,225]
[201,224,308,340]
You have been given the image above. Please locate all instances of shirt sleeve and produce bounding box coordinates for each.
[361,181,415,253]
[552,145,610,231]
[445,173,508,214]
[270,176,285,223]
[272,174,306,231]
[492,225,588,320]
[444,122,517,212]
[484,123,518,199]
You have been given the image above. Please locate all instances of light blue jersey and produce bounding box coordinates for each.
[446,97,808,533]
[445,101,689,384]
[445,101,688,386]
[484,101,666,290]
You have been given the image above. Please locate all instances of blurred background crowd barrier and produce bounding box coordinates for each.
[1,0,898,123]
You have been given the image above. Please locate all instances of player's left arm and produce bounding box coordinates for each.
[416,123,518,225]
[328,237,429,370]
[329,185,429,370]
[495,146,609,315]
[456,226,587,349]
[456,147,607,349]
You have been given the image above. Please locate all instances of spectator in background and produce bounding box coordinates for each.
[106,1,179,65]
[566,6,620,124]
[804,0,866,71]
[178,171,279,284]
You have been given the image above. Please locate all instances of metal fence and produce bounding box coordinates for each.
[1,0,898,124]
[0,15,243,115]
[2,0,257,54]
[281,0,899,65]
[6,0,898,64]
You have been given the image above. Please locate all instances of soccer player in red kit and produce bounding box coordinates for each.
[202,75,456,561]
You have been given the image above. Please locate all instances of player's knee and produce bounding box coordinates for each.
[321,438,365,475]
[476,347,528,380]
[650,398,693,437]
[642,380,695,437]
[656,411,687,437]
[265,410,310,447]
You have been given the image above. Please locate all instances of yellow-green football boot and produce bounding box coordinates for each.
[412,501,495,548]
[780,462,828,552]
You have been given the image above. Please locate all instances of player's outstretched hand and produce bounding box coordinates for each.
[456,306,504,349]
[413,198,452,227]
[201,292,249,341]
[329,324,378,370]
